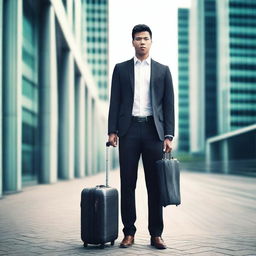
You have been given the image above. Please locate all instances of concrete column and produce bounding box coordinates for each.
[3,0,22,192]
[66,0,73,28]
[189,0,205,154]
[222,140,229,174]
[206,141,211,173]
[99,116,105,173]
[0,0,3,197]
[39,3,58,184]
[75,76,85,178]
[95,114,99,173]
[86,91,92,175]
[84,87,88,176]
[59,50,75,179]
[95,114,102,173]
[216,0,231,134]
[74,0,81,48]
[91,99,96,174]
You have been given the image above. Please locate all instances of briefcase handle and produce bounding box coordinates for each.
[163,152,173,160]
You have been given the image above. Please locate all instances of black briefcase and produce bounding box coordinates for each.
[156,153,181,207]
[80,142,118,248]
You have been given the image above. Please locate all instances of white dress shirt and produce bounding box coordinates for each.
[132,56,153,117]
[131,56,174,139]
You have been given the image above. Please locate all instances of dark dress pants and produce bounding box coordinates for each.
[119,118,163,237]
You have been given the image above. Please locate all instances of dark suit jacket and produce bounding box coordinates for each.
[108,58,175,141]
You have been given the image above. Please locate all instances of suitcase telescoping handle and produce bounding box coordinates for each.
[105,142,111,187]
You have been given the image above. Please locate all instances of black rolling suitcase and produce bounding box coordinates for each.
[81,142,118,248]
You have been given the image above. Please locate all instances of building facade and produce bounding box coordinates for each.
[187,0,255,154]
[178,8,190,152]
[81,0,109,101]
[187,0,256,172]
[217,0,256,134]
[0,0,108,197]
[204,0,218,138]
[189,0,218,154]
[205,0,256,173]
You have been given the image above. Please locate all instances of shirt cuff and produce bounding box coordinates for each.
[165,135,174,141]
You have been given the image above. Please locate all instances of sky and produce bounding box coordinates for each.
[109,0,191,94]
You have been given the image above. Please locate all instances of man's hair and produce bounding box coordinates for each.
[132,24,152,40]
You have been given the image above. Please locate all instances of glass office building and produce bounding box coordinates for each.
[0,0,107,197]
[189,0,256,154]
[207,0,256,173]
[188,0,256,170]
[204,0,218,138]
[217,0,256,133]
[82,0,109,101]
[189,0,218,153]
[178,8,190,152]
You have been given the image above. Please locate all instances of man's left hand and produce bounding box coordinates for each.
[163,139,173,153]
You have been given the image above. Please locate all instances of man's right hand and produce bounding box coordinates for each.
[108,133,118,147]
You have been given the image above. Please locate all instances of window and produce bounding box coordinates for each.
[22,1,39,183]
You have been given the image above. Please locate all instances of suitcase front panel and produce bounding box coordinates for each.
[81,186,118,245]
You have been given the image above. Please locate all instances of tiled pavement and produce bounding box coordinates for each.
[0,167,256,256]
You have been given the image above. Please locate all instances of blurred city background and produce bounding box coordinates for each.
[0,0,255,197]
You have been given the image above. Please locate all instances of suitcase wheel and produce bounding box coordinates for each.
[111,241,114,246]
[83,242,88,248]
[100,244,105,249]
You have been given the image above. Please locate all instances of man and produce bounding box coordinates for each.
[108,24,174,249]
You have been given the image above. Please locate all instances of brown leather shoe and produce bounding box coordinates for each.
[151,236,167,249]
[119,235,134,248]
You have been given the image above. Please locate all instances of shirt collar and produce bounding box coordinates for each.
[134,56,151,66]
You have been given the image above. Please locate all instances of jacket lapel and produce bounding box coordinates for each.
[150,59,155,105]
[128,58,134,93]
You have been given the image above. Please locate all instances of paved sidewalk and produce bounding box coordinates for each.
[0,168,256,256]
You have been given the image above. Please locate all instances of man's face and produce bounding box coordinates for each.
[132,31,152,58]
